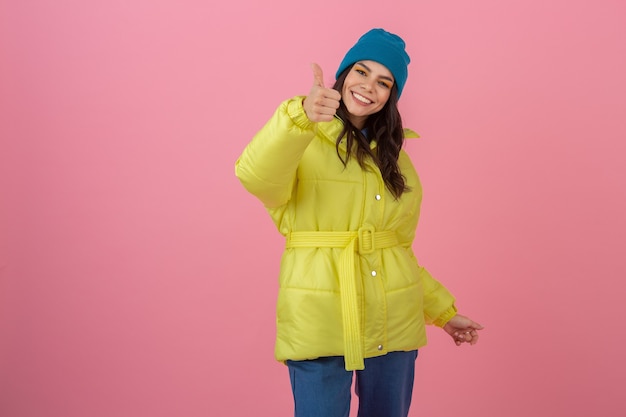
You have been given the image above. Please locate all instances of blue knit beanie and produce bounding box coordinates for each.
[336,28,411,99]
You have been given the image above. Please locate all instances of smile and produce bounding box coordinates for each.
[352,92,372,104]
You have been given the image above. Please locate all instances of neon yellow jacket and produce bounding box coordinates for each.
[235,96,457,371]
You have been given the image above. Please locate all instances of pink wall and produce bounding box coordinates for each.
[1,1,625,416]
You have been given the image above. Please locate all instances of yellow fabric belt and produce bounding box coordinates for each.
[285,226,400,371]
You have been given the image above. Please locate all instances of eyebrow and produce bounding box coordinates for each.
[356,62,395,83]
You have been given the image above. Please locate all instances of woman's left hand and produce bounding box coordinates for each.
[443,314,484,346]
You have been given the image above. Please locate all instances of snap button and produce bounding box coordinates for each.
[375,194,381,201]
[377,344,383,351]
[371,270,377,277]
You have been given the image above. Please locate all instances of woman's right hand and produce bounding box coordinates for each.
[303,63,341,123]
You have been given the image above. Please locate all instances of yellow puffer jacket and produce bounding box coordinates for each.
[235,96,456,371]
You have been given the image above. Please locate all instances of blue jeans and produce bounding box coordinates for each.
[286,351,418,417]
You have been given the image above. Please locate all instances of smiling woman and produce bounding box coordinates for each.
[235,28,483,417]
[341,61,393,128]
[2,1,625,417]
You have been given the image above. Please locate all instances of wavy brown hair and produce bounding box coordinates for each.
[332,66,410,199]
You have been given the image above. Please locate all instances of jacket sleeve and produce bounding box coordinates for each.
[419,265,457,327]
[235,96,317,208]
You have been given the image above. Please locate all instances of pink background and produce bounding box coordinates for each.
[1,1,625,416]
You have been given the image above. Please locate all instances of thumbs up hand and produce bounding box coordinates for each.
[303,63,341,123]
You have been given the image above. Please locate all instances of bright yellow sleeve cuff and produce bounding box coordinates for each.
[433,304,458,328]
[287,96,317,132]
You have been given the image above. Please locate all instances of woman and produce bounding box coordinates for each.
[235,28,483,417]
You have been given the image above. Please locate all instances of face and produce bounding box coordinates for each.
[341,60,394,129]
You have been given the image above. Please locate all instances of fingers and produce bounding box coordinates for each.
[452,328,481,346]
[470,329,480,345]
[469,321,484,330]
[311,63,325,88]
[452,330,466,345]
[303,63,341,123]
[306,93,341,119]
[461,329,479,345]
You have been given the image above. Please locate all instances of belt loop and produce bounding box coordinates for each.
[357,224,375,255]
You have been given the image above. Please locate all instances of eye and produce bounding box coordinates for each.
[355,69,366,76]
[378,80,392,89]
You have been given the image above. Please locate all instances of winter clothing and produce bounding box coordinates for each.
[336,28,411,98]
[235,96,456,371]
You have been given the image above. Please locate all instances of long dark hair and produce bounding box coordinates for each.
[332,66,410,199]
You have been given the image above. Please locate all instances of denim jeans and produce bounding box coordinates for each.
[286,350,418,417]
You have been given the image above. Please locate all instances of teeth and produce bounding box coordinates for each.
[353,92,372,104]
